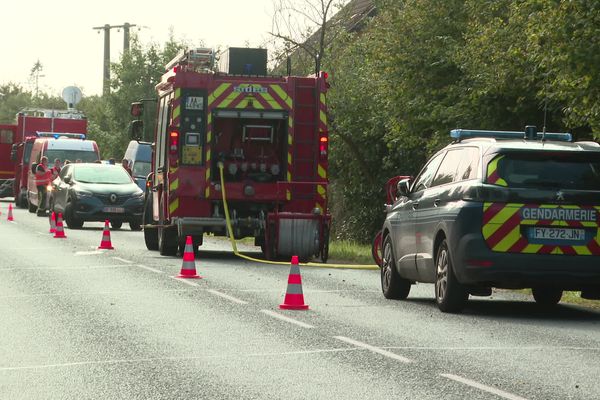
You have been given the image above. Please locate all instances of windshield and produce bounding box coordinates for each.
[494,152,600,190]
[45,149,98,167]
[73,165,132,184]
[132,161,151,178]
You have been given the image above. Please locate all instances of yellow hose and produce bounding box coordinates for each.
[218,163,378,270]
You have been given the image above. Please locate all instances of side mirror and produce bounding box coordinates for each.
[129,120,144,141]
[64,176,71,184]
[397,178,411,197]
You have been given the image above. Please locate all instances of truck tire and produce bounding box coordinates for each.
[143,196,158,250]
[158,226,178,256]
[28,196,37,213]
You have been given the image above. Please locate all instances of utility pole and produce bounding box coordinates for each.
[93,23,138,96]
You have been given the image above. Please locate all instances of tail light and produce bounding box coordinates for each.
[319,133,328,159]
[169,130,179,154]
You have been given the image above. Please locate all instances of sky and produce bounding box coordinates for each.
[1,0,281,98]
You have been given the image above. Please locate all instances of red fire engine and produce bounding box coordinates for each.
[134,48,330,261]
[5,109,87,207]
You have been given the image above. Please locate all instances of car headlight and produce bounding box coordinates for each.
[74,190,93,198]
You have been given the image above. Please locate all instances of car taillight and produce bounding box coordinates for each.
[169,131,179,154]
[319,133,328,159]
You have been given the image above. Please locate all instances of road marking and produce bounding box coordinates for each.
[113,257,134,264]
[207,289,248,304]
[260,310,314,329]
[136,264,164,274]
[333,336,412,363]
[0,289,191,299]
[0,264,131,271]
[0,347,359,371]
[170,277,199,287]
[441,373,528,400]
[75,251,105,256]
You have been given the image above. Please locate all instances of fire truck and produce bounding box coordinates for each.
[133,48,331,261]
[7,109,87,207]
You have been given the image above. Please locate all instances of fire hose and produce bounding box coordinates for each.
[218,162,378,270]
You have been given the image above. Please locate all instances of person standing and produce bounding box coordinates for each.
[51,158,62,180]
[35,156,53,216]
[121,159,133,176]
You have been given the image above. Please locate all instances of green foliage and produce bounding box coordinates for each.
[322,0,599,242]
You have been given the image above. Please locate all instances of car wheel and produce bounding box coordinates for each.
[381,236,411,299]
[435,239,468,313]
[28,197,37,213]
[111,221,123,230]
[532,287,563,307]
[143,197,158,250]
[129,221,142,231]
[64,202,84,229]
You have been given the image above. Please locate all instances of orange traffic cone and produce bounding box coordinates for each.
[98,220,114,250]
[176,235,201,279]
[7,203,14,221]
[279,256,309,310]
[53,213,67,238]
[49,212,57,233]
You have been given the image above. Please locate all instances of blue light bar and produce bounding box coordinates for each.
[450,129,572,142]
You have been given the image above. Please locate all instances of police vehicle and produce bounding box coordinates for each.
[380,126,600,312]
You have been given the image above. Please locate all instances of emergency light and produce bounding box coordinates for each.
[450,128,572,142]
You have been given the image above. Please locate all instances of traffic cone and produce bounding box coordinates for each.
[98,220,114,250]
[176,235,201,279]
[279,256,309,310]
[7,203,14,221]
[53,213,66,238]
[49,212,57,233]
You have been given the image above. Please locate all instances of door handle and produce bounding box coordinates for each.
[434,199,441,207]
[412,202,419,210]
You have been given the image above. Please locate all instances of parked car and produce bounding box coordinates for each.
[123,140,152,191]
[379,126,600,313]
[49,163,144,230]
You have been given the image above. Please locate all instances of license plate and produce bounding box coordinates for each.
[530,227,585,241]
[103,207,125,213]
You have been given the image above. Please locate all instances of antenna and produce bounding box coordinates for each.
[542,74,549,141]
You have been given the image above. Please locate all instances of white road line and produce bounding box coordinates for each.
[136,264,164,274]
[0,264,131,272]
[0,347,359,372]
[441,373,528,400]
[170,277,199,287]
[385,346,600,351]
[260,310,314,329]
[0,289,191,299]
[113,257,134,264]
[74,251,105,256]
[207,289,248,304]
[333,336,412,363]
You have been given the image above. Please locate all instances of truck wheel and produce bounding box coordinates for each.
[381,236,411,299]
[28,197,37,213]
[435,239,468,313]
[17,192,27,208]
[320,225,330,263]
[158,226,178,256]
[143,196,158,250]
[532,287,563,308]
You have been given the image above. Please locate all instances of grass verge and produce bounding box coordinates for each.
[328,240,375,265]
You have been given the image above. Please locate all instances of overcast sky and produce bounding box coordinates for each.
[1,0,280,98]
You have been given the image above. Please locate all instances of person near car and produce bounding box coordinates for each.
[34,156,53,216]
[121,158,133,176]
[51,158,62,180]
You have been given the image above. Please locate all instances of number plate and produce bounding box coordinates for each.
[103,207,125,213]
[530,227,585,241]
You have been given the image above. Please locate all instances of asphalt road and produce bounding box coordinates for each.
[1,198,600,400]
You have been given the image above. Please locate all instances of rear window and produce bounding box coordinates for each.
[488,152,600,190]
[73,166,132,184]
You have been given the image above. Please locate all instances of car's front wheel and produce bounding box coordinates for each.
[435,239,468,313]
[110,221,123,230]
[129,220,142,231]
[532,287,563,307]
[380,235,411,299]
[64,202,84,229]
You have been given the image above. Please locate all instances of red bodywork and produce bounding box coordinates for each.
[146,54,331,260]
[2,111,87,204]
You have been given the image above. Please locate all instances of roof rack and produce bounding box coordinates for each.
[450,126,572,142]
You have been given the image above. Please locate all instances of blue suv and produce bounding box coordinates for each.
[380,126,600,312]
